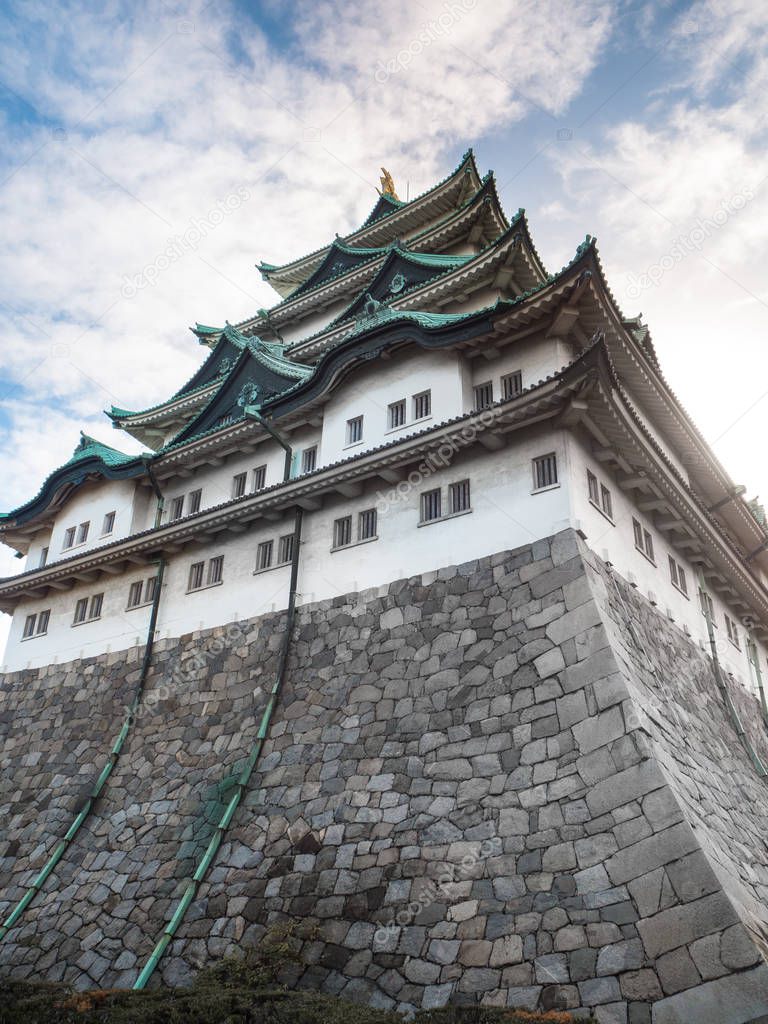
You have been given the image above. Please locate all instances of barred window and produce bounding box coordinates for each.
[450,479,471,514]
[102,511,116,535]
[725,614,740,649]
[207,556,224,586]
[23,614,36,639]
[89,594,103,620]
[39,546,49,568]
[632,517,654,562]
[473,381,493,411]
[73,598,88,624]
[587,470,600,504]
[413,390,431,420]
[421,488,442,523]
[346,416,364,445]
[253,465,267,491]
[699,589,716,625]
[63,527,76,549]
[188,489,202,514]
[188,561,205,591]
[502,371,523,400]
[37,610,50,634]
[170,496,185,521]
[232,472,247,499]
[278,534,294,564]
[359,508,377,540]
[333,516,352,548]
[533,453,558,491]
[388,400,406,429]
[127,581,144,608]
[144,576,157,603]
[302,446,317,474]
[601,484,613,520]
[256,541,273,571]
[669,556,688,596]
[77,522,90,545]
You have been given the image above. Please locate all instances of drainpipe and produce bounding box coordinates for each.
[134,506,303,989]
[697,571,767,777]
[133,421,301,990]
[0,460,168,943]
[244,405,293,481]
[746,633,768,728]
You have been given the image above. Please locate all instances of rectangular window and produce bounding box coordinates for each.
[73,598,88,624]
[413,390,431,420]
[358,508,377,540]
[278,534,294,564]
[144,576,157,604]
[600,484,613,520]
[233,472,247,499]
[302,446,317,474]
[669,556,688,596]
[256,541,273,571]
[207,555,224,585]
[188,489,202,514]
[632,518,655,563]
[63,526,76,550]
[587,470,600,505]
[346,416,364,445]
[699,589,716,625]
[533,453,558,491]
[89,594,103,620]
[36,610,50,635]
[333,516,352,548]
[253,465,267,491]
[388,400,406,430]
[39,547,49,569]
[502,371,523,401]
[102,511,116,535]
[725,614,740,649]
[127,581,144,608]
[474,381,493,411]
[77,522,90,545]
[450,479,471,514]
[421,488,442,523]
[188,561,205,592]
[23,614,36,639]
[170,496,185,522]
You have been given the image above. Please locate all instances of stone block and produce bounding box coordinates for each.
[619,969,662,1001]
[573,706,626,755]
[604,822,699,886]
[720,923,761,970]
[657,946,701,995]
[653,964,768,1024]
[596,939,644,976]
[637,892,739,959]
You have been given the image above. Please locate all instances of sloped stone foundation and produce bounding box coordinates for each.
[1,530,767,1022]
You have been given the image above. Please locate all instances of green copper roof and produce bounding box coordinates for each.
[0,434,145,525]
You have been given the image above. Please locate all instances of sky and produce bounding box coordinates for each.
[1,0,767,649]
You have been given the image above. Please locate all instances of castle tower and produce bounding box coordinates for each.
[1,151,768,1021]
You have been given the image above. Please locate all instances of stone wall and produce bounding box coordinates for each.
[1,530,768,1023]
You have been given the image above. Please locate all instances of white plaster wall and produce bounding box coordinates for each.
[278,300,349,349]
[566,432,765,693]
[319,348,464,466]
[2,426,571,671]
[468,335,574,398]
[35,479,139,569]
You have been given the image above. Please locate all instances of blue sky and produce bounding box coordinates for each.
[1,0,767,643]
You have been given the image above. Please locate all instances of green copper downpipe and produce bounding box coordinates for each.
[746,634,768,728]
[0,556,167,943]
[133,504,304,990]
[0,460,167,943]
[697,572,767,777]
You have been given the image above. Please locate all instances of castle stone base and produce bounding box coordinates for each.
[2,530,768,1023]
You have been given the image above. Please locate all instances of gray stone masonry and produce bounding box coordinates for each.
[1,530,767,1022]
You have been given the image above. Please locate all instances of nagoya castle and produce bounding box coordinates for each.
[2,150,768,1023]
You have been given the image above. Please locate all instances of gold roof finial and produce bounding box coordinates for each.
[379,167,399,201]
